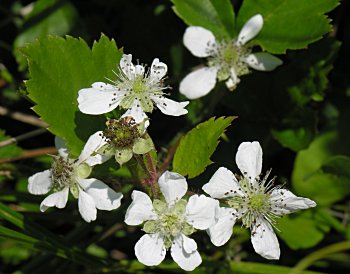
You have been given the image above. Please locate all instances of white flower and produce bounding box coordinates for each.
[180,14,283,99]
[125,171,218,271]
[78,54,189,123]
[28,133,123,222]
[202,141,316,260]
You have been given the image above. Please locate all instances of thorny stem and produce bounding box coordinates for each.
[133,153,159,199]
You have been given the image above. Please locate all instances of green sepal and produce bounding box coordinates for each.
[143,220,158,233]
[163,236,172,250]
[70,184,79,199]
[76,163,92,179]
[133,137,154,155]
[153,199,167,214]
[174,199,187,216]
[182,223,196,236]
[97,144,116,156]
[115,148,133,166]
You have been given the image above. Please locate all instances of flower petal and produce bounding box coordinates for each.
[237,14,263,46]
[120,54,136,79]
[207,207,236,246]
[170,235,202,271]
[121,99,149,126]
[270,189,316,215]
[245,52,283,71]
[151,95,189,116]
[135,233,166,266]
[78,189,97,222]
[251,218,280,260]
[54,137,69,158]
[179,66,218,99]
[186,194,218,230]
[40,187,69,212]
[78,178,123,211]
[150,58,167,81]
[182,234,198,253]
[225,68,240,91]
[202,167,243,199]
[78,131,110,166]
[183,26,216,58]
[125,190,157,225]
[135,64,145,76]
[158,171,188,206]
[236,141,262,182]
[28,169,52,195]
[78,82,124,115]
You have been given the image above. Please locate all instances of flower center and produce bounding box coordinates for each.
[51,156,76,190]
[103,118,140,148]
[207,40,252,81]
[143,199,195,249]
[132,75,146,94]
[249,193,269,211]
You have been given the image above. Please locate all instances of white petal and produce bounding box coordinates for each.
[150,58,167,81]
[183,26,216,58]
[135,233,166,266]
[237,14,263,46]
[151,95,189,116]
[78,178,123,211]
[120,54,136,79]
[54,137,69,158]
[207,207,236,246]
[202,167,243,199]
[170,235,202,271]
[179,66,218,99]
[158,171,188,206]
[121,99,149,126]
[245,52,283,71]
[236,141,262,182]
[186,195,218,230]
[28,169,53,195]
[78,189,97,222]
[270,189,316,215]
[251,218,280,260]
[135,64,145,76]
[182,234,198,253]
[77,131,110,166]
[40,187,69,212]
[125,190,157,225]
[78,82,124,115]
[225,68,240,91]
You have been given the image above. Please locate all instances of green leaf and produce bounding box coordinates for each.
[237,0,339,54]
[292,131,350,206]
[172,0,235,39]
[13,0,78,71]
[22,34,123,157]
[277,210,330,250]
[271,108,316,151]
[173,116,235,178]
[0,130,22,159]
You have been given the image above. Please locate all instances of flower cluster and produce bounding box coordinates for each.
[27,14,317,272]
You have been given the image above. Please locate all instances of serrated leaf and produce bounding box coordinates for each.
[173,116,235,178]
[237,0,339,54]
[172,0,235,39]
[22,34,123,157]
[13,0,78,71]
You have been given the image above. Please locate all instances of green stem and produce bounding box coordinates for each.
[289,241,350,274]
